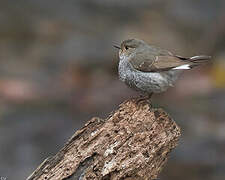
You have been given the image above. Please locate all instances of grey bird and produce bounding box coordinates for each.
[114,38,211,98]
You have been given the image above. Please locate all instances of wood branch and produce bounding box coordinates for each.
[27,97,181,180]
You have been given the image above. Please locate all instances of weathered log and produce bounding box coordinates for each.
[27,98,181,180]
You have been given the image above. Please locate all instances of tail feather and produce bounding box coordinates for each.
[173,55,211,70]
[188,55,211,68]
[189,55,211,68]
[189,55,211,62]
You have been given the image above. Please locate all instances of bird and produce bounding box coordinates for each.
[114,38,211,98]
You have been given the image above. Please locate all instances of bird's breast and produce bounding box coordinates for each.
[118,58,179,93]
[118,58,133,82]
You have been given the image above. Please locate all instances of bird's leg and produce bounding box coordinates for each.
[147,92,154,107]
[148,92,153,99]
[138,94,148,101]
[137,92,153,104]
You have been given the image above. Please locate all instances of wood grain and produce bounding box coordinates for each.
[27,98,181,180]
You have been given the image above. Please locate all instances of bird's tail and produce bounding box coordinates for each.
[189,55,211,68]
[173,55,211,70]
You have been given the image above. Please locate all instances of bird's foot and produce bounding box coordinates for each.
[136,93,153,105]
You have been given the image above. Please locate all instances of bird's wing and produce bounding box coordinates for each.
[130,55,189,72]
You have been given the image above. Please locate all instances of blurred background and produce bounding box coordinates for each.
[0,0,225,179]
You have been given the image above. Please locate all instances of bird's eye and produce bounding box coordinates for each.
[124,46,129,50]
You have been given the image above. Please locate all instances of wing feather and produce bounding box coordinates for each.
[130,55,188,72]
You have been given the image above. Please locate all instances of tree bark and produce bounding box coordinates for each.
[27,97,181,180]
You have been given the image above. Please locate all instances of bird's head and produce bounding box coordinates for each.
[114,39,147,60]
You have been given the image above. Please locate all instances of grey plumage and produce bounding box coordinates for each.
[117,39,211,94]
[119,55,180,93]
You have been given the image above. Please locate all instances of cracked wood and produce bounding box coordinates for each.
[27,97,181,180]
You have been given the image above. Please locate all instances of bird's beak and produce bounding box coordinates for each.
[113,45,121,49]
